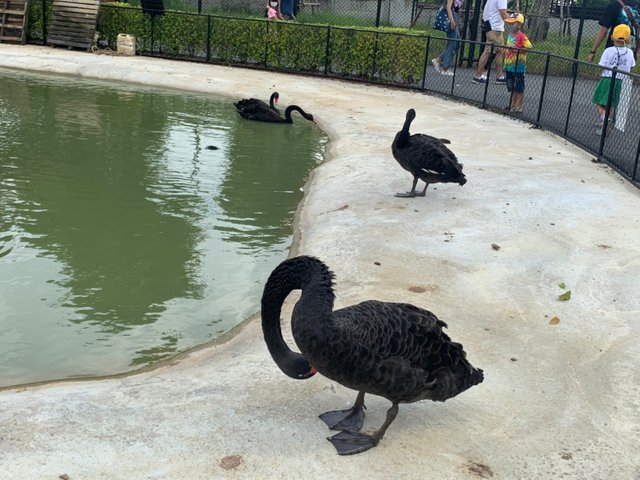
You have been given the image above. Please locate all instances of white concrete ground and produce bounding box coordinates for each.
[1,45,639,480]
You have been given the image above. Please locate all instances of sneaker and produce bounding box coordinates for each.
[472,75,487,84]
[432,58,442,73]
[495,76,506,84]
[441,70,454,76]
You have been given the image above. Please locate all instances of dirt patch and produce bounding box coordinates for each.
[467,461,494,478]
[220,455,243,470]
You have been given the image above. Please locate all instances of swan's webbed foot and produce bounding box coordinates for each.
[327,430,380,455]
[319,406,365,431]
[395,177,419,198]
[394,191,417,198]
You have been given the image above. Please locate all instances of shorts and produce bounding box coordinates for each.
[592,77,622,107]
[482,30,505,55]
[506,71,525,93]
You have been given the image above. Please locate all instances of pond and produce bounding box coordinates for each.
[0,68,325,387]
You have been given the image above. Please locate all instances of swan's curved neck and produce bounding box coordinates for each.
[269,93,277,109]
[284,105,304,122]
[261,257,334,378]
[397,114,413,146]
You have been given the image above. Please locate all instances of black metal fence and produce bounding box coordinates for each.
[26,2,639,185]
[122,0,610,63]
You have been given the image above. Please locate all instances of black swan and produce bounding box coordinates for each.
[392,108,466,197]
[237,104,314,124]
[261,256,484,455]
[234,92,279,120]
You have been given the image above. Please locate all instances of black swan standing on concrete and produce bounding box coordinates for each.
[392,108,467,197]
[234,92,280,119]
[261,256,484,455]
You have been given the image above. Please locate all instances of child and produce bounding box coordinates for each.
[592,24,636,133]
[266,0,282,20]
[503,13,532,114]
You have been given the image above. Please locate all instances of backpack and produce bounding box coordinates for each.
[617,0,640,56]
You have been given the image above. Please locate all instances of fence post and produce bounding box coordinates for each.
[371,31,380,81]
[264,20,269,68]
[421,35,432,89]
[535,52,551,126]
[572,0,587,60]
[42,0,47,42]
[197,0,202,14]
[563,58,579,135]
[480,43,494,108]
[633,133,640,182]
[597,67,617,160]
[324,26,331,75]
[150,14,155,54]
[375,0,382,27]
[207,15,212,63]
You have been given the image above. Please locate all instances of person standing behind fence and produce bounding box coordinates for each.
[432,0,464,76]
[592,24,636,134]
[472,0,513,84]
[587,0,640,62]
[503,13,532,113]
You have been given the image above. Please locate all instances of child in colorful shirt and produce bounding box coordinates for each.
[503,13,532,113]
[592,24,636,132]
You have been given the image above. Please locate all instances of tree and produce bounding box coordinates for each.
[528,0,553,41]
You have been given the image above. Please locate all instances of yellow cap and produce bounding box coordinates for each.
[506,13,525,24]
[612,24,631,41]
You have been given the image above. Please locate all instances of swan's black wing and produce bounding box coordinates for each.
[234,98,281,121]
[411,133,451,145]
[324,300,482,403]
[403,135,464,181]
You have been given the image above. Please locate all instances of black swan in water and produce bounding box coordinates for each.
[236,102,314,124]
[234,92,279,119]
[392,108,466,197]
[261,256,484,455]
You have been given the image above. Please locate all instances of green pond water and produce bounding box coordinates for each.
[0,68,325,387]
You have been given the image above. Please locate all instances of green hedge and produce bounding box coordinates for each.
[93,3,430,85]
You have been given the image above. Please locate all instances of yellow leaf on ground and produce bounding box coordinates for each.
[549,316,560,325]
[559,290,571,301]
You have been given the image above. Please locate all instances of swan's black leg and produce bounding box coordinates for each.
[319,391,366,431]
[416,182,430,196]
[395,177,418,198]
[327,403,399,455]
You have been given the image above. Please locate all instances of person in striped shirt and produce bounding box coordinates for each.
[503,13,532,113]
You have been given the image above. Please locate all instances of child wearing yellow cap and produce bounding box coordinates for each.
[503,13,532,113]
[592,24,636,133]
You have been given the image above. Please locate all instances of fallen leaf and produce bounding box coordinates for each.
[559,282,566,289]
[549,316,560,325]
[559,291,571,301]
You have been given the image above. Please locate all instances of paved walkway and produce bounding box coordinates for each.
[1,45,639,479]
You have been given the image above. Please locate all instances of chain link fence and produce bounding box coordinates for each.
[123,0,611,62]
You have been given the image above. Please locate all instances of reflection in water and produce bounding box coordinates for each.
[0,68,325,386]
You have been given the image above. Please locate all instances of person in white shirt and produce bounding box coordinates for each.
[591,24,636,133]
[473,0,514,84]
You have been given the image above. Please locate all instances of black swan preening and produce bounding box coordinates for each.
[392,109,466,197]
[234,92,279,120]
[261,256,484,455]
